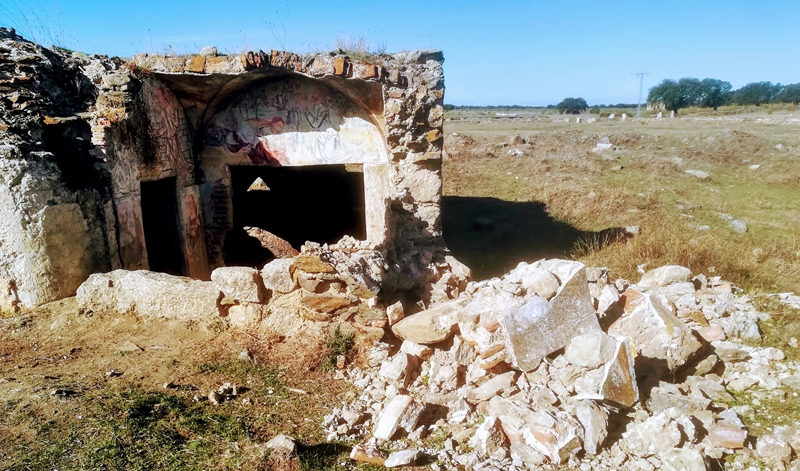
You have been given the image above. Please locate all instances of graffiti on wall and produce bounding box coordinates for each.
[205,77,386,166]
[142,80,194,182]
[180,187,210,279]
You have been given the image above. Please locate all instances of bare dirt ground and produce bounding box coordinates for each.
[2,107,800,470]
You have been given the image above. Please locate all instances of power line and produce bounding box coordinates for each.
[634,72,650,118]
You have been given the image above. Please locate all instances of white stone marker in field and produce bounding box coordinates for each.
[621,113,627,121]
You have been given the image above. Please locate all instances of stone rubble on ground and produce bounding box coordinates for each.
[320,258,800,470]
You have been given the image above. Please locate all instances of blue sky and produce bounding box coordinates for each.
[2,0,799,106]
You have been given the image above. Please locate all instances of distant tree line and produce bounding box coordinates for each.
[648,78,800,114]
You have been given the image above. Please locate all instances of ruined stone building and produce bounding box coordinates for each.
[0,28,448,309]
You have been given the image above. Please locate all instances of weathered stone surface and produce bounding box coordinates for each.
[773,425,800,451]
[373,395,413,440]
[564,331,617,369]
[600,338,639,407]
[300,292,353,313]
[575,400,608,455]
[712,341,749,363]
[609,288,702,375]
[505,262,559,300]
[756,434,792,470]
[384,449,419,468]
[622,409,684,457]
[502,266,601,371]
[391,299,466,345]
[211,266,264,303]
[386,301,404,325]
[264,434,297,456]
[469,416,508,460]
[199,46,218,57]
[226,303,268,328]
[244,227,299,258]
[77,270,220,319]
[708,425,747,449]
[510,442,547,467]
[379,353,415,388]
[350,443,386,465]
[293,255,337,274]
[637,265,692,290]
[686,169,710,180]
[468,372,517,403]
[261,259,297,293]
[659,448,707,471]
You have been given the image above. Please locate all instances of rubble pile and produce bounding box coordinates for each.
[323,259,800,470]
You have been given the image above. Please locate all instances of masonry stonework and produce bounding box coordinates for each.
[0,27,450,308]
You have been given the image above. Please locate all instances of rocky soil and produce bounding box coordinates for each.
[321,260,800,470]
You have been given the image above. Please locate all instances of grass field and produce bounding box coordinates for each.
[442,107,800,295]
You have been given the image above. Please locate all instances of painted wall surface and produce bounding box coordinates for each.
[204,77,387,167]
[141,79,195,185]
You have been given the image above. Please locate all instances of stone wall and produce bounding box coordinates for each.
[0,28,450,307]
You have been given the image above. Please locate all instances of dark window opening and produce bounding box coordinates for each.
[140,177,187,276]
[224,165,366,268]
[42,119,98,190]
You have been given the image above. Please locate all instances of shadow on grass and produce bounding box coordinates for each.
[443,196,631,280]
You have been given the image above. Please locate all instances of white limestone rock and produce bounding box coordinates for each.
[502,265,601,371]
[391,299,466,345]
[76,270,220,320]
[211,266,264,303]
[637,265,692,291]
[608,288,702,376]
[260,259,297,293]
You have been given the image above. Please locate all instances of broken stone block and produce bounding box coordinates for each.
[523,411,582,463]
[399,340,433,360]
[292,254,337,274]
[261,259,297,293]
[391,299,466,345]
[379,353,416,388]
[76,270,221,320]
[350,443,386,465]
[608,288,702,376]
[384,449,419,468]
[756,434,792,470]
[596,284,620,316]
[226,303,268,329]
[646,389,710,415]
[264,434,297,457]
[659,448,707,471]
[504,262,559,300]
[211,266,264,303]
[564,331,617,369]
[300,292,353,314]
[373,395,413,440]
[574,400,608,455]
[445,255,472,281]
[467,371,517,403]
[637,265,692,291]
[469,416,509,460]
[622,408,684,457]
[708,425,747,449]
[502,266,601,371]
[386,301,404,325]
[773,425,800,451]
[510,443,547,467]
[600,338,639,407]
[711,340,749,363]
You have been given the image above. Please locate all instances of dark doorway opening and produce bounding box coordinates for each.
[141,177,187,276]
[224,165,366,268]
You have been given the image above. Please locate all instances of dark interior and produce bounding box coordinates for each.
[140,177,187,276]
[224,164,366,268]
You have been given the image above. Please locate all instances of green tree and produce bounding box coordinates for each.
[555,97,588,114]
[777,83,800,105]
[732,81,782,106]
[647,79,687,113]
[698,78,732,111]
